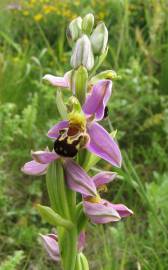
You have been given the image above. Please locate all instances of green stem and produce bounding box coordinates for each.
[67,187,76,219]
[62,228,78,270]
[76,202,88,233]
[55,160,71,219]
[46,160,78,270]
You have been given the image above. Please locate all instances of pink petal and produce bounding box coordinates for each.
[92,171,117,187]
[21,160,48,175]
[83,80,112,120]
[83,199,121,224]
[77,231,85,252]
[65,160,97,197]
[40,234,60,261]
[47,120,69,139]
[110,203,133,217]
[31,150,59,164]
[87,122,122,167]
[43,71,71,88]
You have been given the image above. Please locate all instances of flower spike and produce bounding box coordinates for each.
[21,12,133,269]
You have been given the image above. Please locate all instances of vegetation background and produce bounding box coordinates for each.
[0,0,168,269]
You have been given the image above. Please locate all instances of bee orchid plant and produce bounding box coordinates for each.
[22,13,133,270]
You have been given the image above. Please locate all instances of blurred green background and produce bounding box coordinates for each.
[0,0,168,269]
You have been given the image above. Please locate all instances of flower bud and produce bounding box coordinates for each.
[82,13,94,35]
[71,66,88,105]
[40,234,60,261]
[90,22,108,55]
[70,35,94,70]
[66,16,82,44]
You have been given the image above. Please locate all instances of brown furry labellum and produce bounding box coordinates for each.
[54,125,89,157]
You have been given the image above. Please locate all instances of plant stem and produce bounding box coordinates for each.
[62,228,78,270]
[46,160,78,270]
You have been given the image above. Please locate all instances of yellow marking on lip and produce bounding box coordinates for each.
[86,195,101,203]
[68,114,86,130]
[98,184,108,193]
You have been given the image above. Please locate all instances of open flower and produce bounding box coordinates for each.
[65,162,133,224]
[84,172,133,223]
[40,231,85,261]
[83,199,133,224]
[48,79,122,167]
[21,148,97,197]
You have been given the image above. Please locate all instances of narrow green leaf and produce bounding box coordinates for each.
[46,161,61,213]
[0,31,21,53]
[46,160,75,219]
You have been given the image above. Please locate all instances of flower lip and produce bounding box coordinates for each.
[84,195,101,203]
[67,124,83,136]
[54,135,82,158]
[53,122,89,158]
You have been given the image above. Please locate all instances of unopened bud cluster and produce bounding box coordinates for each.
[65,13,110,107]
[68,13,108,71]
